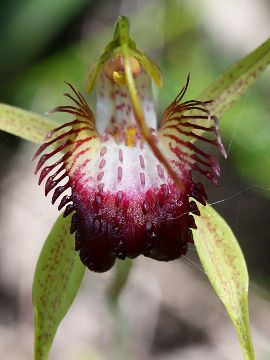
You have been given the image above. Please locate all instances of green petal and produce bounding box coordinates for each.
[0,103,57,143]
[200,37,270,117]
[32,214,85,360]
[193,202,254,360]
[86,51,113,92]
[133,49,163,87]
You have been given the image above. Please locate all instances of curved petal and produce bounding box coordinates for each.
[133,49,163,87]
[158,75,226,203]
[33,83,100,212]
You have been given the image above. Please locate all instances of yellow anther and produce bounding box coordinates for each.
[104,55,140,85]
[113,71,127,86]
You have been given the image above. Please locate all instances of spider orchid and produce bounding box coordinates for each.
[33,16,226,272]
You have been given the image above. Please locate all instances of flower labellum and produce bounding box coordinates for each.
[34,17,226,272]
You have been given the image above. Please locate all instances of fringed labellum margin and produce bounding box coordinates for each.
[33,17,226,272]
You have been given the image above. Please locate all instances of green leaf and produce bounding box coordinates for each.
[0,103,57,143]
[193,202,254,360]
[201,37,270,117]
[33,214,85,360]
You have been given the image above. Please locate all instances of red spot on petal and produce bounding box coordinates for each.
[116,191,123,207]
[100,146,107,157]
[139,155,145,169]
[118,149,123,163]
[98,183,104,193]
[157,164,165,180]
[97,171,104,182]
[140,172,146,187]
[118,167,123,182]
[99,159,106,169]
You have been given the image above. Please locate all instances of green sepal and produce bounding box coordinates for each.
[32,214,85,360]
[0,103,57,143]
[193,202,255,360]
[200,37,270,117]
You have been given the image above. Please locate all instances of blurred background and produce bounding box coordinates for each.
[0,0,269,359]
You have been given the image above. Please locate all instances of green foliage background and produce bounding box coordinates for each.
[0,1,269,359]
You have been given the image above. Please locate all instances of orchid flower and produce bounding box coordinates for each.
[33,17,226,273]
[1,15,269,360]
